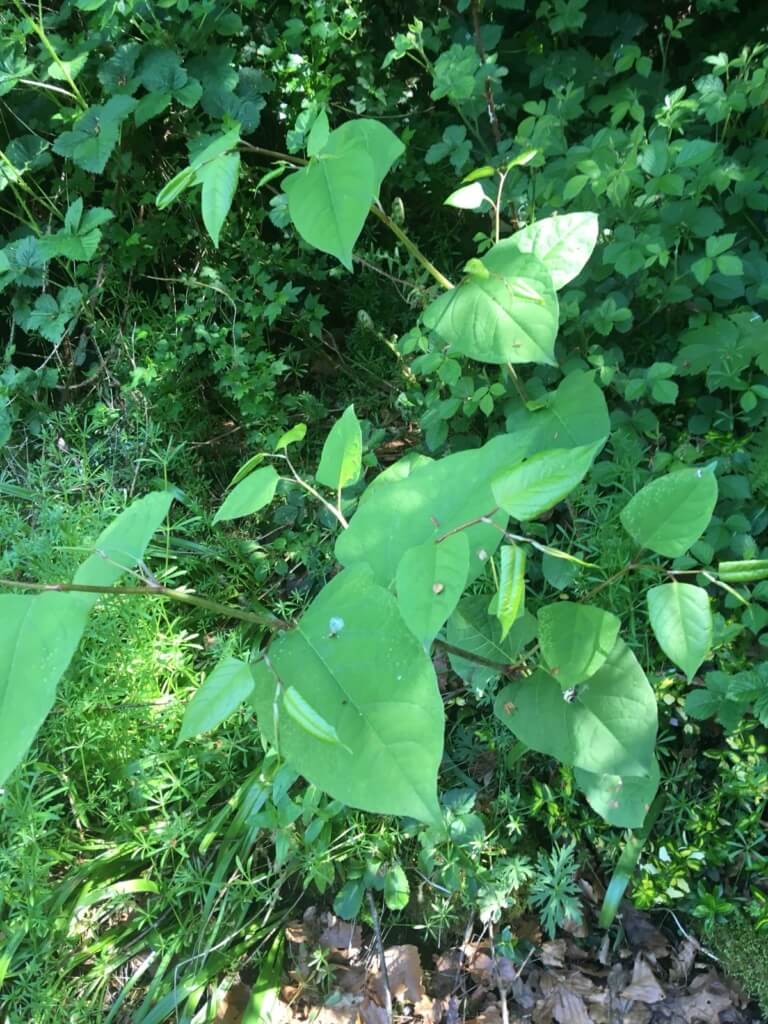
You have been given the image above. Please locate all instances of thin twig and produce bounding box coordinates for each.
[367,890,393,1024]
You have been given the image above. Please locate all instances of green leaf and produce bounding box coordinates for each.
[213,465,279,524]
[715,253,743,277]
[538,602,621,687]
[333,878,366,920]
[563,174,589,200]
[444,181,490,210]
[0,492,173,786]
[422,248,559,365]
[496,544,526,640]
[22,288,81,343]
[495,639,657,777]
[178,657,255,741]
[506,370,610,450]
[283,134,376,270]
[249,565,444,823]
[448,596,537,695]
[384,864,410,910]
[691,256,713,285]
[52,96,137,174]
[492,441,602,521]
[75,491,174,586]
[315,405,362,490]
[139,48,187,92]
[505,213,599,289]
[337,434,522,586]
[575,758,660,828]
[647,582,712,681]
[306,109,330,157]
[329,118,404,191]
[395,533,469,648]
[198,152,240,247]
[134,90,171,126]
[156,165,198,210]
[242,933,284,1024]
[0,594,94,788]
[275,423,307,450]
[620,467,718,558]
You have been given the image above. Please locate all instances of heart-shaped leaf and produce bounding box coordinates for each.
[396,533,469,648]
[574,758,660,828]
[495,639,657,777]
[492,440,603,521]
[422,248,559,365]
[250,565,444,823]
[538,602,621,687]
[504,213,599,289]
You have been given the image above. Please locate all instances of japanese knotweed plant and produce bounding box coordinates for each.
[3,116,767,841]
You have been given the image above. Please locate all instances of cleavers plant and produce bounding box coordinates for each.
[3,114,767,885]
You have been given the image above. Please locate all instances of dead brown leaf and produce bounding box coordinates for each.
[671,971,733,1023]
[319,918,362,952]
[540,940,567,968]
[620,905,669,961]
[620,954,665,1004]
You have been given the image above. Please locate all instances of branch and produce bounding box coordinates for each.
[434,638,524,677]
[0,578,291,630]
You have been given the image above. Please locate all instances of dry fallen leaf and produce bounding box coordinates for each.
[319,918,362,952]
[540,939,567,968]
[620,954,665,1004]
[672,972,733,1023]
[620,905,669,961]
[369,944,424,1005]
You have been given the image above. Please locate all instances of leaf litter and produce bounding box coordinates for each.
[215,903,761,1024]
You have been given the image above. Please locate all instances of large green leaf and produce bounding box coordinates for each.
[620,467,718,558]
[0,491,174,785]
[328,118,404,191]
[0,593,91,787]
[213,465,278,525]
[538,602,621,687]
[178,656,255,741]
[283,138,375,270]
[395,533,469,648]
[647,582,712,681]
[197,151,240,247]
[495,639,657,777]
[250,565,443,822]
[506,371,610,449]
[504,213,599,289]
[574,758,660,829]
[422,248,559,365]
[336,434,523,586]
[491,440,603,521]
[316,404,362,490]
[447,595,537,695]
[75,491,174,585]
